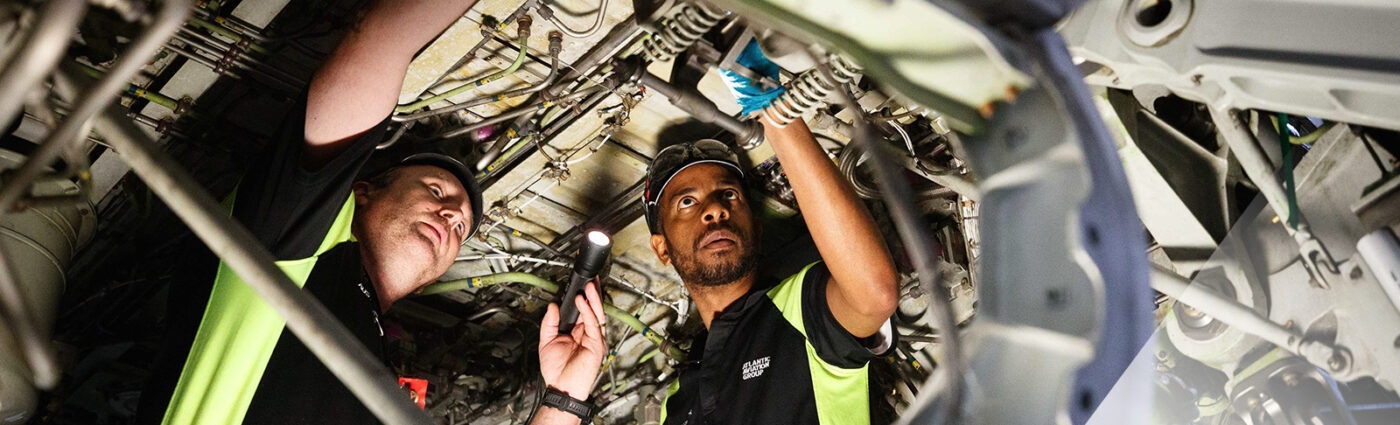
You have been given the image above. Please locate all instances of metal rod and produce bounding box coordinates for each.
[632,66,764,148]
[1150,265,1305,354]
[85,96,433,425]
[0,0,185,210]
[0,0,88,129]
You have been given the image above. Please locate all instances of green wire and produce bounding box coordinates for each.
[1276,112,1300,229]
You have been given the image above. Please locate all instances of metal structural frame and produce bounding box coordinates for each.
[705,0,1151,424]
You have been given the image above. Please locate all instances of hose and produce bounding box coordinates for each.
[394,23,532,114]
[641,2,726,63]
[420,272,687,361]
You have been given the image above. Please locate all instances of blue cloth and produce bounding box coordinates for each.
[719,39,785,116]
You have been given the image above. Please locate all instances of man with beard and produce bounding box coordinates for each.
[137,1,606,424]
[647,41,899,425]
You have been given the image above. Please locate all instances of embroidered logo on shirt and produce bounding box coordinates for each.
[741,356,770,381]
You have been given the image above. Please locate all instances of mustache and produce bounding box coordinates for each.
[694,222,744,249]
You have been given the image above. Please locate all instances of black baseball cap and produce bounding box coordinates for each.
[400,152,484,240]
[642,139,746,234]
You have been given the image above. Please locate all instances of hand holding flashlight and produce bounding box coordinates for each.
[558,230,611,334]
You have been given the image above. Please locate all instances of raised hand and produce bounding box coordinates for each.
[537,281,608,399]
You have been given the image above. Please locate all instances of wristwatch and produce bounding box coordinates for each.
[542,387,596,421]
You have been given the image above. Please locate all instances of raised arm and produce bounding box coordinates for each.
[302,0,479,167]
[763,117,898,338]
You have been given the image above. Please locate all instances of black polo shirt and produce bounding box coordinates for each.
[136,98,395,425]
[661,262,895,425]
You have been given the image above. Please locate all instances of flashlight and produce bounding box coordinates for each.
[558,230,611,334]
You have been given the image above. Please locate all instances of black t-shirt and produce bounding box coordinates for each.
[660,262,895,425]
[136,98,393,425]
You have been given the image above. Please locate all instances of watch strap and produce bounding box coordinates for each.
[542,387,595,421]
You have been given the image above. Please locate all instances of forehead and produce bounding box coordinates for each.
[398,165,464,190]
[662,163,742,199]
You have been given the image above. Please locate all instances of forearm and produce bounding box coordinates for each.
[761,116,897,336]
[305,0,478,147]
[529,408,582,425]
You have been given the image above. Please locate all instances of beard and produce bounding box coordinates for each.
[667,222,759,287]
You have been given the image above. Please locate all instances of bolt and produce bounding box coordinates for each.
[1046,288,1067,308]
[1327,352,1349,372]
[1350,266,1364,280]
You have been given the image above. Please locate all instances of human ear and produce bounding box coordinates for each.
[649,233,671,266]
[352,181,372,206]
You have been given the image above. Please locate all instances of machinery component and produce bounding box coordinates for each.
[538,0,610,39]
[615,56,765,149]
[1060,0,1400,132]
[761,53,861,127]
[1225,355,1359,425]
[0,152,95,423]
[558,230,611,334]
[1357,229,1400,319]
[641,2,726,63]
[1210,107,1339,287]
[0,0,87,130]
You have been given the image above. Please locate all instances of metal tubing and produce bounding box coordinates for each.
[0,0,88,129]
[634,69,764,148]
[541,0,609,38]
[395,29,532,113]
[86,100,433,425]
[0,0,186,209]
[441,87,594,140]
[1150,265,1305,354]
[393,46,561,123]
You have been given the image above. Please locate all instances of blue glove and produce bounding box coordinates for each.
[719,39,785,117]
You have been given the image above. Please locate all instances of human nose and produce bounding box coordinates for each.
[701,196,730,224]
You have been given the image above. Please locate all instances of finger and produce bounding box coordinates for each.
[576,291,604,345]
[585,282,606,327]
[539,303,560,349]
[571,295,591,341]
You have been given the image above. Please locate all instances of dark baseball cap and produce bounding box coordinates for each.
[642,139,746,234]
[400,152,484,240]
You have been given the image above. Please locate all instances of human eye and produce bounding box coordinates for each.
[430,185,443,198]
[678,197,696,208]
[723,189,739,200]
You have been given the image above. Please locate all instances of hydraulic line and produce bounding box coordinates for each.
[418,272,686,361]
[540,0,610,38]
[761,53,862,127]
[393,32,563,123]
[441,86,602,140]
[642,2,726,63]
[395,20,532,114]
